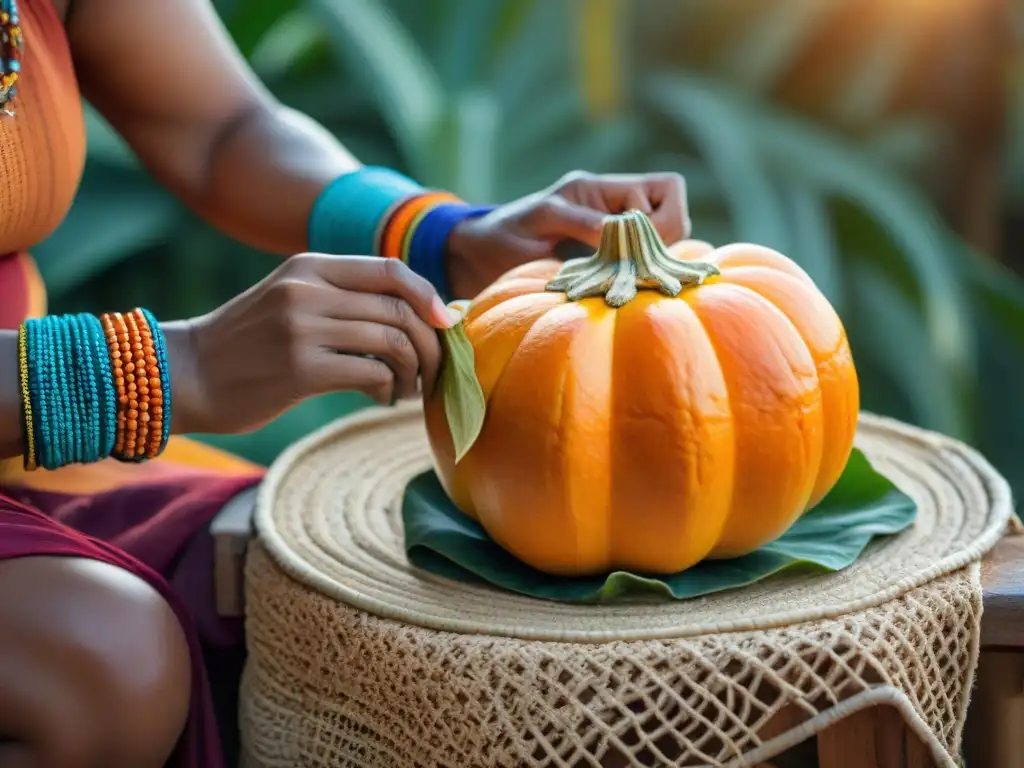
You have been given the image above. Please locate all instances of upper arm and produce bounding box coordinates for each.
[68,0,272,193]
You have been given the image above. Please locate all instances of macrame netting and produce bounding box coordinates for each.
[242,403,1015,767]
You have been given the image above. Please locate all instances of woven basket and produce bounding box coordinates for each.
[242,402,1013,767]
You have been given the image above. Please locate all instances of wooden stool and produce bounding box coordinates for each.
[211,495,1022,767]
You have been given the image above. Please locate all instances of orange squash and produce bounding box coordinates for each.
[425,210,859,577]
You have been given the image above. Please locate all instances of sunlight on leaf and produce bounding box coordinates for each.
[713,0,839,95]
[250,10,324,80]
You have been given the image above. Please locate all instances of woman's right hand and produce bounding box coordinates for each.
[166,254,452,436]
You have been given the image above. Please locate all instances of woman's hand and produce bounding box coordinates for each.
[166,254,451,436]
[446,170,690,299]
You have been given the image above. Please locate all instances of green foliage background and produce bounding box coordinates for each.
[39,0,1024,502]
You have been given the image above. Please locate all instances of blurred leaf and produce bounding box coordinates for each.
[964,245,1024,347]
[490,2,573,117]
[249,10,324,79]
[450,90,501,201]
[747,94,975,388]
[713,0,838,95]
[502,85,589,164]
[227,0,298,57]
[848,260,966,437]
[438,0,509,90]
[489,0,536,50]
[862,118,948,176]
[776,181,843,310]
[305,0,444,172]
[36,170,180,296]
[510,115,647,198]
[828,17,915,127]
[83,105,137,168]
[645,76,792,253]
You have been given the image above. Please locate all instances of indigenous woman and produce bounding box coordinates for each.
[0,0,691,765]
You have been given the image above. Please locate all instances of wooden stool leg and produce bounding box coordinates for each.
[963,650,1024,768]
[753,703,815,768]
[818,706,935,768]
[209,485,258,618]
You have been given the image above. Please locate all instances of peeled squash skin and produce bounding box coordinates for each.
[425,230,860,578]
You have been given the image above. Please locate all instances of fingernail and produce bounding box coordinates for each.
[433,296,454,328]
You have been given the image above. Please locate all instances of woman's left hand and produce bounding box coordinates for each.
[445,170,690,299]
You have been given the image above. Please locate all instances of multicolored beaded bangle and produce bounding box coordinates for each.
[19,314,118,470]
[307,166,496,299]
[379,191,460,260]
[308,166,424,258]
[402,201,496,300]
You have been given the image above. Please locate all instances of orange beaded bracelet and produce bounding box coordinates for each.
[99,309,169,462]
[99,313,128,456]
[131,309,164,459]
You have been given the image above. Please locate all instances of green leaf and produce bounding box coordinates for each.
[438,320,486,463]
[82,104,137,168]
[644,77,792,253]
[225,0,298,58]
[248,10,324,80]
[35,170,180,296]
[490,1,573,117]
[304,0,444,172]
[403,448,917,603]
[776,179,843,311]
[428,89,501,199]
[746,97,975,385]
[848,260,966,437]
[436,0,508,90]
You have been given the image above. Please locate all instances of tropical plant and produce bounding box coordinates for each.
[39,0,1024,500]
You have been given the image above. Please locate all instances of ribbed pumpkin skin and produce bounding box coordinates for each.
[424,242,860,577]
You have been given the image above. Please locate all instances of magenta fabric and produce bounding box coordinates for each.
[0,473,261,767]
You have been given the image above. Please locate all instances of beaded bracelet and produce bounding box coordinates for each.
[20,313,118,470]
[99,310,171,462]
[18,309,171,471]
[307,166,495,300]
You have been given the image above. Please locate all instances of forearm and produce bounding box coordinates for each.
[183,104,360,256]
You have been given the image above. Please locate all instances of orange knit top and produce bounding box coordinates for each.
[0,0,86,329]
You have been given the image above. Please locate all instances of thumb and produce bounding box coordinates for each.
[530,198,607,247]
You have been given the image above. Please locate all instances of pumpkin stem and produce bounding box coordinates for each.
[545,210,719,307]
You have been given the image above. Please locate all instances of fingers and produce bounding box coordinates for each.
[644,172,691,243]
[315,320,424,401]
[291,254,452,329]
[270,255,448,405]
[553,170,691,244]
[526,197,607,247]
[311,289,442,400]
[313,352,401,406]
